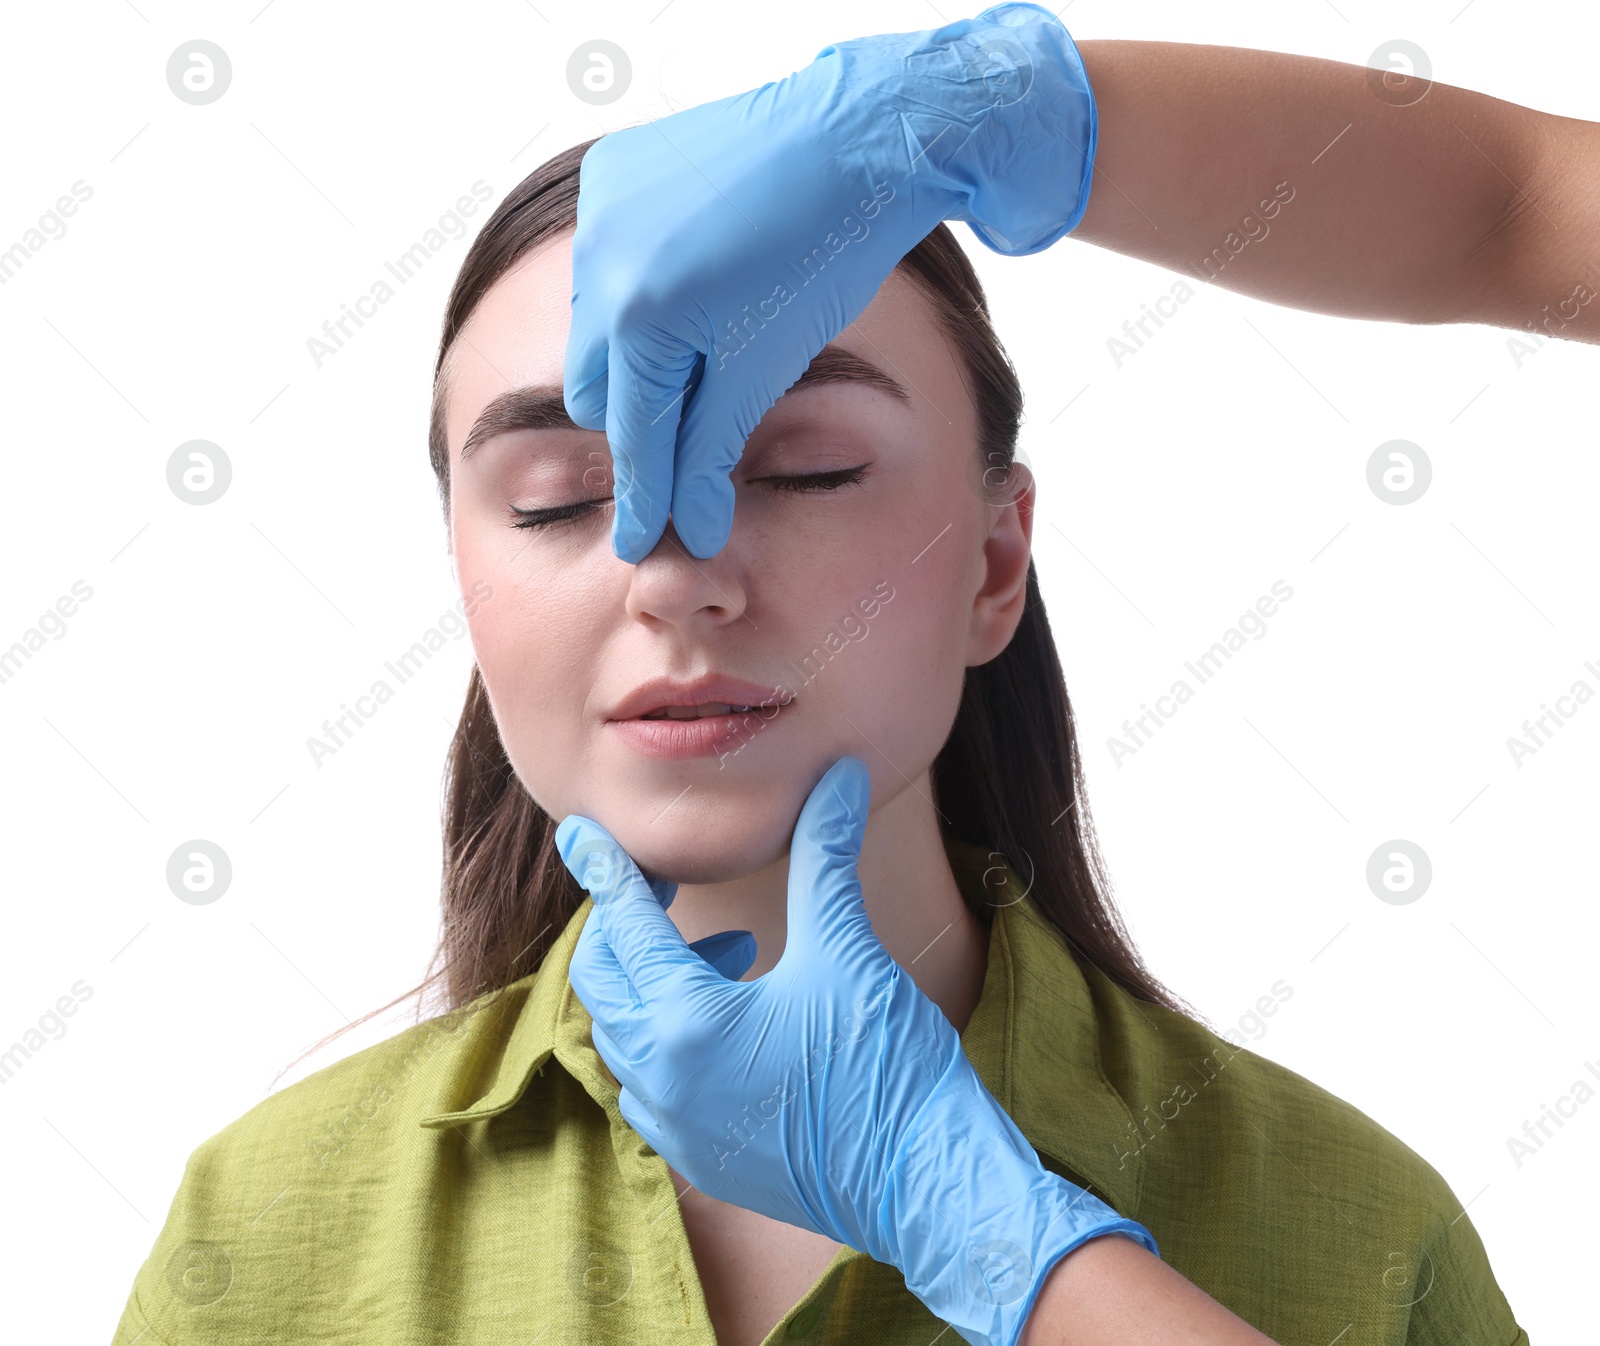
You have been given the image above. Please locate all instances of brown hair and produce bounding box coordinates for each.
[277,136,1199,1083]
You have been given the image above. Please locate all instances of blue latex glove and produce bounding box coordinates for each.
[556,758,1157,1346]
[563,2,1097,563]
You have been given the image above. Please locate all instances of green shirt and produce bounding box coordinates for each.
[113,838,1529,1345]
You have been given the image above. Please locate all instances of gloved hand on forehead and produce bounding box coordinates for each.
[557,756,1157,1346]
[563,2,1097,563]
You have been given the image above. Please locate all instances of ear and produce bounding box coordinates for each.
[964,461,1035,668]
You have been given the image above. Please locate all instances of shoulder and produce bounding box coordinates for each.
[1083,968,1526,1344]
[111,985,527,1344]
[1080,964,1445,1212]
[204,985,518,1174]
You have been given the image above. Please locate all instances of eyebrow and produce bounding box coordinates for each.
[458,342,912,463]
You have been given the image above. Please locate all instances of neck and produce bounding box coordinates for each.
[661,771,991,1035]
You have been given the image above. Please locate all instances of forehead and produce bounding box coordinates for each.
[443,228,965,463]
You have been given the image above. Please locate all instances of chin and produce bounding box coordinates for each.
[548,751,859,886]
[579,783,808,887]
[611,822,792,888]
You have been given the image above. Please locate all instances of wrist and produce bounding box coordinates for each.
[959,3,1099,251]
[875,1056,1158,1346]
[810,4,1098,255]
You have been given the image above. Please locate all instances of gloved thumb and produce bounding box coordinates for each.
[783,756,875,963]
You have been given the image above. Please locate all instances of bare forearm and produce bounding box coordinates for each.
[1072,39,1600,343]
[1020,1232,1281,1346]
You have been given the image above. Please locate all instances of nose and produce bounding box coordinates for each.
[623,514,749,631]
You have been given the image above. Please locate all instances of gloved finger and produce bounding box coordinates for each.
[616,1082,672,1159]
[563,148,622,433]
[591,1019,674,1160]
[673,320,842,560]
[553,803,704,1005]
[570,897,651,1060]
[643,867,679,911]
[556,813,711,1003]
[784,756,876,962]
[670,352,791,559]
[590,1015,648,1098]
[688,928,759,982]
[604,341,701,564]
[597,861,722,1005]
[563,315,609,431]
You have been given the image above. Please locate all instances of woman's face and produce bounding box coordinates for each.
[444,227,1033,884]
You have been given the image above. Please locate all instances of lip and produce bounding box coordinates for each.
[607,674,795,723]
[606,674,796,761]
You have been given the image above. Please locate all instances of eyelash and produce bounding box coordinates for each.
[507,465,870,532]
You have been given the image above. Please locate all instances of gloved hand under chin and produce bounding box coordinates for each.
[556,757,1157,1346]
[563,3,1098,562]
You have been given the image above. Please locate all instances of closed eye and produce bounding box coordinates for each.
[508,499,609,531]
[757,465,871,493]
[507,465,870,532]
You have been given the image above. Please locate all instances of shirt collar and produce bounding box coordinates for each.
[419,836,1147,1218]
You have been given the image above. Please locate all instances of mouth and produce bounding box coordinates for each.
[609,676,796,724]
[609,695,794,760]
[639,702,767,721]
[606,675,796,759]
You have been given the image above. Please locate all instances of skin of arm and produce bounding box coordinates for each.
[962,42,1580,1346]
[1020,1232,1283,1346]
[1070,40,1600,344]
[1004,37,1581,1346]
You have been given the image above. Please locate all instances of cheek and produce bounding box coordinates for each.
[455,501,608,648]
[769,469,978,694]
[811,546,974,783]
[452,513,616,781]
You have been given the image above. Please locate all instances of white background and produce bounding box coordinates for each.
[0,1,1593,1341]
